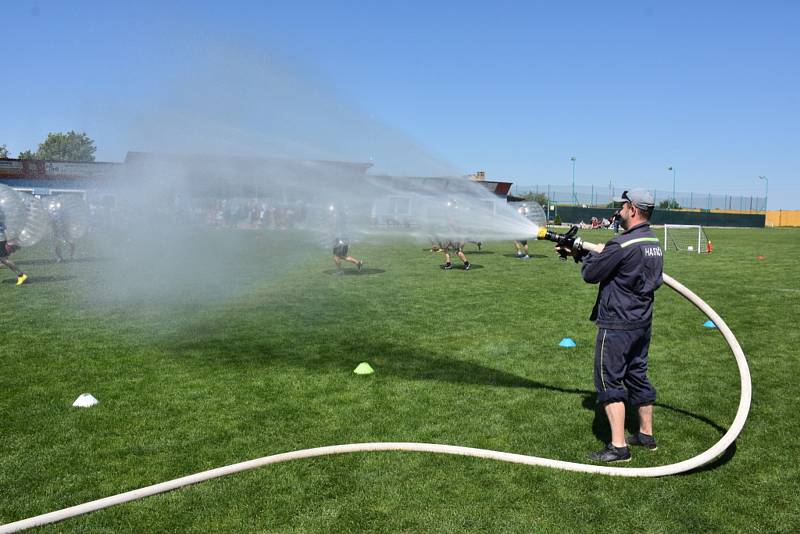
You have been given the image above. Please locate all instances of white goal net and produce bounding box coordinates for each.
[663,224,710,253]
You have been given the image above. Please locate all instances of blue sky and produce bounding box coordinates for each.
[2,1,797,208]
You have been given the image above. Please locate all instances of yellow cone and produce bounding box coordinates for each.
[353,362,374,375]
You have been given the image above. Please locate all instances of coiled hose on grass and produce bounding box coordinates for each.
[0,271,751,532]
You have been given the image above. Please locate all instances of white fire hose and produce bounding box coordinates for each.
[0,240,751,532]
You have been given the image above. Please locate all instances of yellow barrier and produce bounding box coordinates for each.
[766,210,800,227]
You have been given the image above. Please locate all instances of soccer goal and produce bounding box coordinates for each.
[664,224,710,253]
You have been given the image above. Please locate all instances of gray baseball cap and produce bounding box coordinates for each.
[614,188,655,209]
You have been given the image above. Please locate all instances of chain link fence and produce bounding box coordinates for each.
[516,184,766,212]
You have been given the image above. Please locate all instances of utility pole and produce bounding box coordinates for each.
[758,175,768,211]
[667,166,676,208]
[570,156,577,205]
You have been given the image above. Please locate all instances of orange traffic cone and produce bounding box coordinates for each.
[706,240,713,254]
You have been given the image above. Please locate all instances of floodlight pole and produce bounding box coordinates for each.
[668,166,676,208]
[570,156,577,205]
[758,175,768,211]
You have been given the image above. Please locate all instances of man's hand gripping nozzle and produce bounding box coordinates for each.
[537,225,589,262]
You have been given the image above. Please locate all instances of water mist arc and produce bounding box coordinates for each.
[0,269,752,533]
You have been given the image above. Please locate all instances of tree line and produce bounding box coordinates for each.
[0,131,96,162]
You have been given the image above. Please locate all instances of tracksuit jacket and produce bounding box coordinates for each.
[580,222,664,330]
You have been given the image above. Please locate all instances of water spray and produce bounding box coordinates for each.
[0,227,752,532]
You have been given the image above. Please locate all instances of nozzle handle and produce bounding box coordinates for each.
[536,225,602,260]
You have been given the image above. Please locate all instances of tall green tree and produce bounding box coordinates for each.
[18,150,36,160]
[35,131,96,161]
[0,144,8,158]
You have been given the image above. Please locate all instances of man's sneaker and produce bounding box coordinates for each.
[357,260,363,272]
[521,254,530,260]
[463,262,471,271]
[516,252,524,258]
[626,432,658,450]
[587,444,631,463]
[16,273,28,286]
[443,263,453,270]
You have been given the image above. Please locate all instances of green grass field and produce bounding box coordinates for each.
[2,227,799,532]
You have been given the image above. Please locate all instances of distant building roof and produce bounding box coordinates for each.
[475,180,512,197]
[0,158,121,180]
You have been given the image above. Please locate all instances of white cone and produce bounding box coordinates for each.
[72,393,99,408]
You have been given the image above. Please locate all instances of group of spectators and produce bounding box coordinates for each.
[579,214,621,233]
[186,199,309,230]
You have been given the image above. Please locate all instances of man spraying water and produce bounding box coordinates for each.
[543,188,663,463]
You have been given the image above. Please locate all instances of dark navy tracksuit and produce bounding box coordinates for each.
[581,223,663,406]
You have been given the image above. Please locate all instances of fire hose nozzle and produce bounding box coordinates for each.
[537,225,590,261]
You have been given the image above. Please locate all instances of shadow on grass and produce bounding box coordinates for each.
[421,249,493,255]
[500,253,548,259]
[437,264,484,270]
[2,275,77,284]
[15,256,110,266]
[679,441,737,475]
[323,268,386,276]
[169,329,734,469]
[392,353,737,464]
[581,393,736,469]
